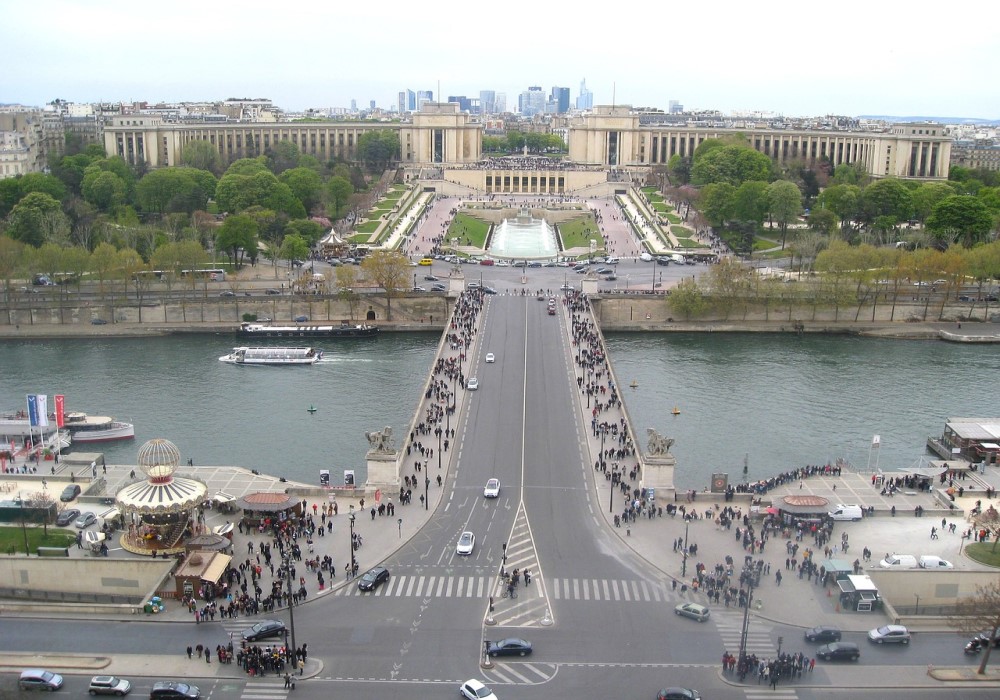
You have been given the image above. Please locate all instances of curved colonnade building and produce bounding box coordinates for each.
[104,104,950,192]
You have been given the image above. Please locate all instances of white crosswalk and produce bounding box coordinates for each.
[480,662,558,685]
[714,611,777,656]
[743,688,798,700]
[241,680,291,700]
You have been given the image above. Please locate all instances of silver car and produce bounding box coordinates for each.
[456,531,475,555]
[868,624,910,644]
[88,676,132,696]
[674,602,710,622]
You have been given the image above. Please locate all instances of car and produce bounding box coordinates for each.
[294,315,309,323]
[456,531,476,555]
[424,275,439,281]
[868,624,910,644]
[264,288,281,295]
[484,478,500,498]
[75,512,97,529]
[656,257,672,266]
[479,259,495,266]
[482,286,498,295]
[816,642,860,661]
[527,261,542,268]
[959,295,974,302]
[219,290,235,297]
[90,318,108,325]
[640,252,653,262]
[291,259,305,268]
[56,508,81,527]
[418,258,433,266]
[431,284,447,292]
[411,286,426,292]
[918,555,954,569]
[513,260,527,267]
[548,307,556,315]
[149,681,200,699]
[60,484,81,502]
[656,688,700,700]
[89,675,132,696]
[606,257,620,264]
[596,267,612,275]
[467,377,479,390]
[879,554,917,569]
[358,566,390,591]
[575,267,589,274]
[560,283,574,291]
[485,352,495,363]
[804,626,842,643]
[19,669,64,691]
[674,602,710,622]
[486,637,532,657]
[241,619,286,642]
[603,274,618,281]
[459,678,497,700]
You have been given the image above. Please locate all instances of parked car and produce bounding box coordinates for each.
[294,315,309,323]
[674,602,710,622]
[358,566,390,591]
[656,689,700,700]
[918,555,954,569]
[19,669,64,691]
[88,675,132,696]
[485,352,495,363]
[879,554,917,569]
[241,619,287,642]
[149,681,200,699]
[291,260,305,268]
[484,478,500,498]
[60,484,81,502]
[56,508,81,527]
[816,642,860,661]
[868,624,910,644]
[424,275,439,281]
[459,678,496,700]
[430,284,447,292]
[75,512,97,529]
[264,288,281,295]
[486,637,532,657]
[467,377,479,391]
[804,626,842,643]
[90,318,108,325]
[456,531,476,555]
[218,291,235,297]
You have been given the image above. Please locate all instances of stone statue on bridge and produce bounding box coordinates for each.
[646,428,674,456]
[365,426,395,454]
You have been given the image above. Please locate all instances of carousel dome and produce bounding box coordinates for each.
[137,438,181,482]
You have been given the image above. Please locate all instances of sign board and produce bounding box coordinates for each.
[319,470,330,487]
[344,469,355,486]
[710,473,729,493]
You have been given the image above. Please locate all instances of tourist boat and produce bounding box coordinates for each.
[0,411,72,453]
[238,321,379,339]
[64,412,135,443]
[219,346,323,365]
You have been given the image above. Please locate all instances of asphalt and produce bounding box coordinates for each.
[3,289,999,688]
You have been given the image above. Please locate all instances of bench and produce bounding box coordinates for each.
[36,546,70,557]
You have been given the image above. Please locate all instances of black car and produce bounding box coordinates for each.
[56,508,81,527]
[486,637,532,657]
[358,566,390,591]
[60,484,81,502]
[805,626,842,643]
[241,620,286,642]
[816,642,860,661]
[264,289,281,295]
[149,682,200,699]
[656,689,700,700]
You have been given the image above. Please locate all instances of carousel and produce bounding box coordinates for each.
[115,438,208,556]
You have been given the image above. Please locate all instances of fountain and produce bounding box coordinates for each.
[487,209,559,260]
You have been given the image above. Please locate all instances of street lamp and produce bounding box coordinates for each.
[397,518,402,539]
[737,567,755,670]
[437,419,443,472]
[348,513,356,579]
[650,258,656,292]
[282,554,298,665]
[424,476,430,511]
[681,520,689,578]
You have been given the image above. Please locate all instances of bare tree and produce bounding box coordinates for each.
[24,491,57,535]
[951,581,1000,674]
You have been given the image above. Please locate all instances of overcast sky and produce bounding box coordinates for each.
[4,0,998,119]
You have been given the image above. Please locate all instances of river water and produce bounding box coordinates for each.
[2,331,996,490]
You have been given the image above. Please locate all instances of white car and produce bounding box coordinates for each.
[639,252,653,262]
[456,531,476,555]
[484,478,500,498]
[485,352,495,363]
[468,377,479,391]
[918,555,954,569]
[460,679,496,700]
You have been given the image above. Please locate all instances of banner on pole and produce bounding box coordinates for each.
[55,395,65,428]
[27,394,49,428]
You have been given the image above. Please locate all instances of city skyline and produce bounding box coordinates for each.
[2,0,998,119]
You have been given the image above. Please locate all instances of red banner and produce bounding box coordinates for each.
[54,394,65,428]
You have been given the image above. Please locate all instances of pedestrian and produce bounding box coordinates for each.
[284,673,291,689]
[186,646,193,659]
[205,647,211,663]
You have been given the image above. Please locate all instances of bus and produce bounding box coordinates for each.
[180,268,226,281]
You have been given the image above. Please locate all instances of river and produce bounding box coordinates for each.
[1,330,996,490]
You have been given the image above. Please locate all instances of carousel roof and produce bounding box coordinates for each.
[236,491,298,512]
[116,474,207,514]
[776,494,830,513]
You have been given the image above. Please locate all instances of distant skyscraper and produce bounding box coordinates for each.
[447,96,472,112]
[350,99,357,113]
[519,86,545,117]
[406,90,416,111]
[551,86,570,114]
[416,90,433,111]
[495,92,506,113]
[369,100,376,110]
[669,100,684,114]
[479,90,496,115]
[397,91,406,113]
[576,79,593,110]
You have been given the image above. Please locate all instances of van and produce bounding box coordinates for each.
[670,253,686,264]
[418,258,433,266]
[879,554,917,569]
[828,504,863,521]
[918,555,954,569]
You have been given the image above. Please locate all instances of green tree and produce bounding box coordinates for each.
[5,192,70,247]
[52,151,102,195]
[215,171,304,218]
[224,157,270,177]
[911,182,958,224]
[667,277,707,320]
[699,183,736,228]
[284,219,324,246]
[807,207,838,237]
[357,131,400,172]
[81,170,127,212]
[336,265,359,319]
[666,154,691,185]
[360,249,409,320]
[89,241,120,295]
[926,195,996,248]
[136,168,215,215]
[0,236,29,307]
[691,144,772,187]
[180,139,223,175]
[767,180,803,249]
[732,181,769,226]
[950,581,1000,675]
[326,176,354,217]
[817,184,861,235]
[279,233,310,267]
[215,214,258,268]
[279,167,324,214]
[266,140,301,174]
[858,178,913,227]
[830,163,867,186]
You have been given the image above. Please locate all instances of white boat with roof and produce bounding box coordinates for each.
[64,412,135,443]
[219,346,323,365]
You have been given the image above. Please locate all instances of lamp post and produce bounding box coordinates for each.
[424,476,430,511]
[348,513,356,579]
[737,567,755,669]
[281,555,298,666]
[397,518,402,539]
[681,520,690,578]
[650,258,656,292]
[437,425,442,472]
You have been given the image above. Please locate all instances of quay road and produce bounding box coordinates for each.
[3,290,1000,700]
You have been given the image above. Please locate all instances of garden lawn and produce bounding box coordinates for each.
[0,525,76,555]
[965,542,1000,568]
[355,220,381,234]
[560,215,604,249]
[448,213,491,249]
